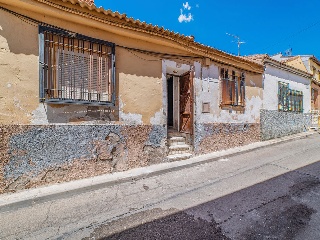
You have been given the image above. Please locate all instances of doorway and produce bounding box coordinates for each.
[167,76,174,127]
[167,71,193,135]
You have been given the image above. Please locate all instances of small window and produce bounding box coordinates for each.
[39,26,116,106]
[220,68,245,108]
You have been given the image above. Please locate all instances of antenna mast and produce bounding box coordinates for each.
[226,33,246,56]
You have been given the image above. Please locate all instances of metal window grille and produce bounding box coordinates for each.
[278,82,303,113]
[220,68,245,107]
[39,26,116,106]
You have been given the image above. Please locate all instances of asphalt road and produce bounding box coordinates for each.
[91,161,320,240]
[87,135,320,240]
[0,133,320,239]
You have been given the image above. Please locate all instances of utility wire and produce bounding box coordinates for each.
[261,20,320,52]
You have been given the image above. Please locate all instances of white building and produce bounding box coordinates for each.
[246,55,312,140]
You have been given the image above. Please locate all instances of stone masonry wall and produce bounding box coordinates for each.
[194,123,260,155]
[260,109,311,141]
[0,125,166,194]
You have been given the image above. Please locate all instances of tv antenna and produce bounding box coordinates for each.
[226,33,246,56]
[283,48,293,57]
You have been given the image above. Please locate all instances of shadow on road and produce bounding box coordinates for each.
[85,161,320,240]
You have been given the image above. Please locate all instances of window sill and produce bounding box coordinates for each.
[220,104,245,112]
[43,99,115,107]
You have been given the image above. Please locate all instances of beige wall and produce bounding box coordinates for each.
[309,59,320,82]
[0,10,39,124]
[285,57,308,73]
[0,6,192,125]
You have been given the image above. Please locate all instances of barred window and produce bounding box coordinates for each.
[220,68,245,108]
[39,26,116,106]
[278,81,303,112]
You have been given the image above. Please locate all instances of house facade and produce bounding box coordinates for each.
[247,55,312,140]
[0,0,265,193]
[272,54,320,127]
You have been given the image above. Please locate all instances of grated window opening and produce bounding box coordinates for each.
[39,26,115,106]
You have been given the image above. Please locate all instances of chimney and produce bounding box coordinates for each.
[78,0,94,6]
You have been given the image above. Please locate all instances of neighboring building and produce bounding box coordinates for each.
[0,0,264,193]
[272,53,320,127]
[245,55,312,140]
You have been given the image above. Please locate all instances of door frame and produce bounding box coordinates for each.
[163,60,195,139]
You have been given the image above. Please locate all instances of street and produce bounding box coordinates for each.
[0,133,320,239]
[93,156,320,240]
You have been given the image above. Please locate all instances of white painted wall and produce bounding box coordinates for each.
[194,62,263,124]
[263,65,311,113]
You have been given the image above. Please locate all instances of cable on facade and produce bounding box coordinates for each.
[0,6,40,27]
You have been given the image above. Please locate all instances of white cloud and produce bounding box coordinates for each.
[178,2,193,23]
[178,9,193,23]
[196,4,199,8]
[183,2,191,10]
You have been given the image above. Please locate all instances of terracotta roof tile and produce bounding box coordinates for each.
[34,0,264,72]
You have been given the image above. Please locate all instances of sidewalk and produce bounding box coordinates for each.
[0,130,317,212]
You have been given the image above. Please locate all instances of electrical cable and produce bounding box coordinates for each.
[262,20,320,52]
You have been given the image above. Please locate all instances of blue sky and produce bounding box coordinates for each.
[95,0,320,58]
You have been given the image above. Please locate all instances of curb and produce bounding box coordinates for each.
[0,131,317,213]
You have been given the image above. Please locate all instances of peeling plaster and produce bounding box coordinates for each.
[120,112,143,125]
[31,104,49,125]
[150,109,165,125]
[1,124,167,193]
[119,96,143,124]
[0,35,9,52]
[195,64,263,124]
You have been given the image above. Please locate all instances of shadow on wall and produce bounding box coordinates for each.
[246,72,263,89]
[116,44,162,79]
[0,9,38,55]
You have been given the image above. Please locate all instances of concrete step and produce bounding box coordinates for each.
[167,153,193,161]
[169,137,186,145]
[169,144,190,150]
[169,141,187,146]
[169,136,185,141]
[169,144,190,155]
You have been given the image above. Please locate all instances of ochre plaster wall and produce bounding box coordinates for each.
[0,6,191,125]
[0,10,39,124]
[286,57,309,73]
[116,47,163,124]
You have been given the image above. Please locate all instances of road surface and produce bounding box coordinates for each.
[0,133,319,239]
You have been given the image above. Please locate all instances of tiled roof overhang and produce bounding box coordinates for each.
[243,54,312,79]
[0,0,264,73]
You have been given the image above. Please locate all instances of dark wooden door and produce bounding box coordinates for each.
[179,71,193,134]
[167,76,174,127]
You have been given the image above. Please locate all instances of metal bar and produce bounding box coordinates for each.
[39,27,45,102]
[112,46,116,104]
[39,26,116,106]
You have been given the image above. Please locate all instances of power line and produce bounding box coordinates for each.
[261,20,320,52]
